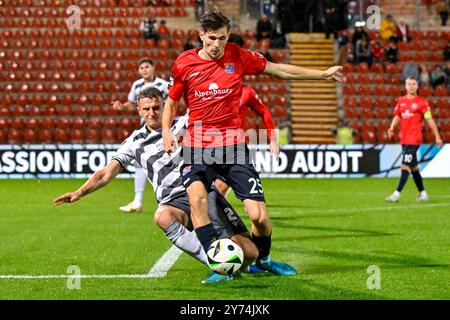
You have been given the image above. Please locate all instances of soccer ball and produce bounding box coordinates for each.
[206,238,244,275]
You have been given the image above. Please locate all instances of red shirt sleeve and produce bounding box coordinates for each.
[246,88,276,141]
[168,61,185,101]
[420,98,431,115]
[239,46,267,75]
[393,98,401,116]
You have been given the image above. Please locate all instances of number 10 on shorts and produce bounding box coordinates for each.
[248,178,264,194]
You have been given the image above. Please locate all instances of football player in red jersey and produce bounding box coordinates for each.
[214,84,279,196]
[385,77,443,203]
[162,10,343,278]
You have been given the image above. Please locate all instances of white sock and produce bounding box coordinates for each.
[133,166,147,207]
[164,221,208,266]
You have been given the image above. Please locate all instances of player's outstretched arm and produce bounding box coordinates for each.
[263,62,343,82]
[388,115,400,138]
[111,100,136,112]
[162,97,180,154]
[426,117,443,148]
[53,160,123,205]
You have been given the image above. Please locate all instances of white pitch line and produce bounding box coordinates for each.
[270,202,450,215]
[0,274,151,279]
[147,245,183,278]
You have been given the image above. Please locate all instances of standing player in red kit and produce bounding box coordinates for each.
[214,84,279,196]
[162,10,343,277]
[385,77,443,203]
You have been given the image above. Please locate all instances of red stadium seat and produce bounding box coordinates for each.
[8,128,22,144]
[373,86,386,96]
[434,86,448,97]
[355,63,369,73]
[23,128,38,144]
[101,129,117,144]
[54,128,70,144]
[371,63,383,73]
[419,86,433,97]
[38,129,53,144]
[361,122,376,143]
[86,128,100,143]
[343,85,356,95]
[342,63,354,73]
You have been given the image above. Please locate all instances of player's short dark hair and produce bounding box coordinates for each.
[137,87,163,102]
[138,57,154,67]
[200,10,231,32]
[406,76,418,82]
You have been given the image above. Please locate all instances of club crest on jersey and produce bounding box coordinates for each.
[224,63,235,74]
[182,165,191,176]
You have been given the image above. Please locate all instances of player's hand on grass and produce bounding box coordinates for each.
[323,66,344,82]
[53,191,82,205]
[270,140,280,159]
[163,129,178,154]
[436,137,443,148]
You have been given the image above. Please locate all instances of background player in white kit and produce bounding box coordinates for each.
[112,58,169,213]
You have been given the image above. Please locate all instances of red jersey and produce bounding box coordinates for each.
[169,43,267,147]
[393,95,431,145]
[239,85,275,142]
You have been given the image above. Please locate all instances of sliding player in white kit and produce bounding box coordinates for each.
[56,88,259,284]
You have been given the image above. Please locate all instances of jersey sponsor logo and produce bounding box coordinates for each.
[194,83,234,100]
[224,63,235,74]
[401,109,414,118]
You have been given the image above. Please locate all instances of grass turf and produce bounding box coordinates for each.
[0,178,449,300]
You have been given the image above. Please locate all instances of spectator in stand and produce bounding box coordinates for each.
[194,0,205,22]
[331,119,355,145]
[256,14,273,42]
[430,65,448,88]
[444,40,450,61]
[385,40,399,63]
[139,17,159,42]
[435,0,449,26]
[402,62,419,82]
[270,21,286,48]
[444,61,450,87]
[355,37,373,66]
[337,30,350,65]
[380,14,398,42]
[345,42,355,64]
[351,21,369,49]
[157,20,170,38]
[396,18,411,42]
[419,64,431,87]
[323,0,338,39]
[371,40,384,64]
[228,32,244,48]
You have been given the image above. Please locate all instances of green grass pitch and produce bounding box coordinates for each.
[0,178,449,300]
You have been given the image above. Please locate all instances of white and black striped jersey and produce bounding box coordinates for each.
[127,77,170,104]
[113,116,187,205]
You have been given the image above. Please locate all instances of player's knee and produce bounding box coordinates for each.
[154,210,175,230]
[244,242,259,263]
[189,193,208,211]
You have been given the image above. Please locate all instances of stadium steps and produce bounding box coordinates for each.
[287,33,338,144]
[379,0,416,17]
